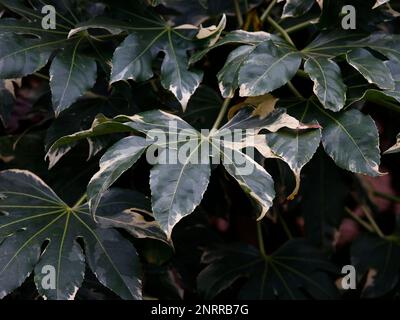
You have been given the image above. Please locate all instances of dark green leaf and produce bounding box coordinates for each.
[351,233,400,298]
[266,121,322,199]
[0,0,73,33]
[160,0,263,25]
[160,31,203,110]
[282,0,316,18]
[304,57,347,111]
[345,60,400,106]
[50,44,97,115]
[217,45,255,98]
[364,33,400,63]
[180,85,222,130]
[118,109,195,134]
[81,188,168,245]
[300,149,348,251]
[86,108,309,237]
[0,170,145,300]
[87,136,151,215]
[198,239,339,299]
[303,31,366,58]
[46,114,136,169]
[238,40,302,96]
[220,145,275,220]
[0,19,69,37]
[347,48,395,90]
[98,12,211,110]
[150,146,211,238]
[218,107,310,133]
[381,60,400,102]
[0,80,14,126]
[0,33,56,79]
[45,84,137,167]
[190,30,271,64]
[308,100,383,176]
[110,32,156,83]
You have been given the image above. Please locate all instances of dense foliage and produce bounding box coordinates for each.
[0,0,400,300]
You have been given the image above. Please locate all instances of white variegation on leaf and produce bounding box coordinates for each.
[373,0,390,9]
[45,114,136,168]
[282,0,316,18]
[238,40,302,97]
[196,14,227,46]
[50,43,97,115]
[160,40,203,110]
[218,107,318,134]
[220,145,275,220]
[0,170,155,300]
[304,57,346,112]
[347,48,395,91]
[110,33,155,83]
[384,133,400,154]
[107,15,225,110]
[217,45,256,98]
[85,107,316,236]
[228,94,279,120]
[150,146,211,238]
[344,60,400,107]
[190,30,272,64]
[309,100,384,176]
[266,125,322,200]
[0,34,55,79]
[87,136,151,216]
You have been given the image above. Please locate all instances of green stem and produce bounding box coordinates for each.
[367,97,400,113]
[266,16,296,47]
[345,207,374,233]
[87,36,109,74]
[260,0,277,22]
[287,81,304,98]
[277,212,293,239]
[211,97,231,131]
[373,191,400,203]
[296,69,309,78]
[72,193,87,209]
[257,221,268,258]
[285,18,316,34]
[244,0,249,11]
[33,72,50,81]
[149,79,159,93]
[361,205,385,238]
[233,0,244,28]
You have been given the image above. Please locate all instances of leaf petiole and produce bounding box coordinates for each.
[257,220,268,259]
[234,0,244,28]
[72,193,87,210]
[373,191,400,203]
[211,97,232,131]
[260,0,277,22]
[345,207,374,233]
[287,81,304,99]
[266,16,296,48]
[285,18,317,34]
[361,205,385,238]
[277,212,293,239]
